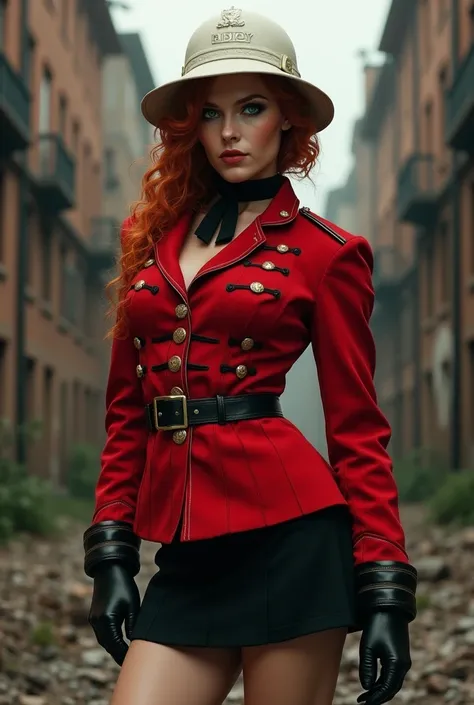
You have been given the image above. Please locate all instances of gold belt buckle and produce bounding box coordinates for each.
[152,394,188,431]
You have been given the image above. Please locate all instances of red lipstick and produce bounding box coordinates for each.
[220,149,247,165]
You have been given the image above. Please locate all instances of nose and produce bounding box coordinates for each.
[221,113,240,144]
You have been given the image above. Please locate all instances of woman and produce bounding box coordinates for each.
[84,8,417,705]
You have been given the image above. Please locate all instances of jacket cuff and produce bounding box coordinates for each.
[355,560,417,623]
[83,520,141,578]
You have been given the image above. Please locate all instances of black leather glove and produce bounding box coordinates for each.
[83,521,141,666]
[355,561,417,705]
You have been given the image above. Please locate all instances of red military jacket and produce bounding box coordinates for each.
[92,178,409,566]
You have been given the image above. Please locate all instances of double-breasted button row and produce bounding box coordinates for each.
[175,304,188,319]
[236,364,248,379]
[241,337,254,351]
[168,355,182,372]
[173,327,187,344]
[250,282,265,294]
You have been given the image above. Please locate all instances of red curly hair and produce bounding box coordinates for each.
[108,74,321,338]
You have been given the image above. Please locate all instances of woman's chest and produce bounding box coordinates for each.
[126,239,315,345]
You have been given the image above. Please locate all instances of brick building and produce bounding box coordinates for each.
[0,0,153,483]
[326,0,474,470]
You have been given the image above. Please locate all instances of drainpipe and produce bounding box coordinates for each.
[450,0,461,470]
[15,0,29,464]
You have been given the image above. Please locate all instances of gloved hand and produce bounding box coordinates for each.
[355,561,417,705]
[88,563,141,666]
[83,520,142,666]
[357,611,411,705]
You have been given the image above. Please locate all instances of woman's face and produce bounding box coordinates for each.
[197,73,291,183]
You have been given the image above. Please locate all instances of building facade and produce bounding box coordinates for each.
[93,32,155,392]
[0,0,153,484]
[326,0,474,469]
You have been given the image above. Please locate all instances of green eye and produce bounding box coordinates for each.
[242,102,264,116]
[202,108,219,120]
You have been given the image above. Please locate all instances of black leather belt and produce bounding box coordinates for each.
[145,393,283,432]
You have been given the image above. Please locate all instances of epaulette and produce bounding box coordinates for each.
[299,207,347,245]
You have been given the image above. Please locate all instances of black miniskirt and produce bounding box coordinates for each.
[131,505,356,648]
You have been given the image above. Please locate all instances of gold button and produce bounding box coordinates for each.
[168,355,182,372]
[175,303,188,319]
[250,281,265,294]
[133,336,142,350]
[173,327,187,344]
[170,386,184,395]
[277,244,289,253]
[144,258,155,268]
[262,261,275,271]
[279,210,289,217]
[172,430,187,445]
[241,337,254,351]
[236,364,248,379]
[134,279,146,291]
[136,364,144,378]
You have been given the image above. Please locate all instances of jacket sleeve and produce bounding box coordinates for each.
[92,217,148,525]
[310,235,408,566]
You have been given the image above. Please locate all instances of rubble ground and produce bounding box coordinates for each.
[0,506,473,705]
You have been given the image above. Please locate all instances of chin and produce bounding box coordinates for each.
[215,165,261,184]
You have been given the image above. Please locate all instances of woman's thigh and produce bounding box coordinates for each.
[110,640,241,705]
[242,628,347,705]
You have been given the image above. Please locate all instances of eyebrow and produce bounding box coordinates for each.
[204,93,269,108]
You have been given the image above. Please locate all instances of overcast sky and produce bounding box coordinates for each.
[112,0,391,215]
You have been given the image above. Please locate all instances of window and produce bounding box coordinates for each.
[40,224,52,302]
[72,121,80,155]
[425,242,434,316]
[39,67,52,134]
[438,68,448,151]
[471,182,474,275]
[424,372,435,448]
[439,222,450,305]
[26,357,36,423]
[23,34,35,89]
[61,0,69,42]
[104,149,119,191]
[0,339,6,418]
[0,0,6,51]
[60,245,80,325]
[82,143,91,207]
[75,259,87,332]
[58,95,68,139]
[59,243,68,319]
[42,366,54,478]
[0,168,5,263]
[423,101,434,154]
[26,207,35,289]
[59,381,69,484]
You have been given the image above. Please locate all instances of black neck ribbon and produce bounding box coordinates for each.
[195,173,285,246]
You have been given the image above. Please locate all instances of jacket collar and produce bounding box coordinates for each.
[259,176,300,228]
[154,177,300,297]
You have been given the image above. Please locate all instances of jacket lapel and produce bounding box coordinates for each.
[192,178,300,285]
[153,178,300,295]
[154,212,192,300]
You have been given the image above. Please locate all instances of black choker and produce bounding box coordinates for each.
[195,173,284,246]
